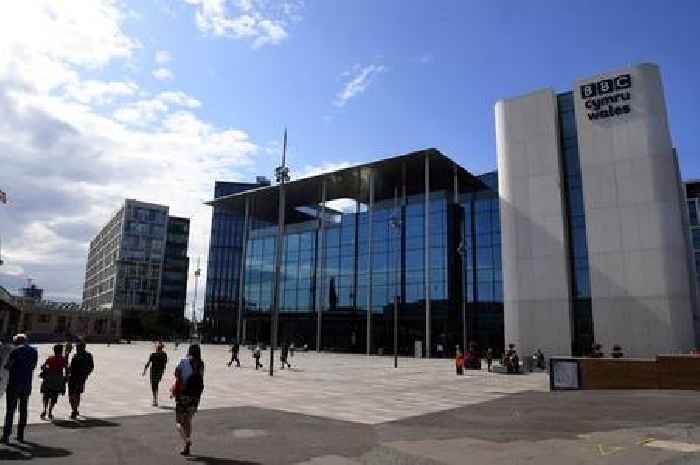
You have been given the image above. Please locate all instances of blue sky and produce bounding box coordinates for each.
[124,0,700,177]
[1,0,699,306]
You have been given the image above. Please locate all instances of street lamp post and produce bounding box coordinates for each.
[457,241,467,355]
[192,258,201,342]
[270,129,289,377]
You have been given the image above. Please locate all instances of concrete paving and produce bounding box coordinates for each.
[4,342,548,425]
[2,343,699,464]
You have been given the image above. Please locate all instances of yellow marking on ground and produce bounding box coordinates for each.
[644,440,700,453]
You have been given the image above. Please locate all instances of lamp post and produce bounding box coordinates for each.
[270,129,289,377]
[457,241,467,355]
[192,258,201,342]
[390,187,401,368]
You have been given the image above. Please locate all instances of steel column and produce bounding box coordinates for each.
[236,197,250,344]
[366,170,374,355]
[424,153,431,358]
[316,179,327,352]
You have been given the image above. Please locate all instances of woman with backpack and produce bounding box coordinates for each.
[39,344,67,420]
[173,344,204,456]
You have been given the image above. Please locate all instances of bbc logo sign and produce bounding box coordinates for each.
[580,74,632,99]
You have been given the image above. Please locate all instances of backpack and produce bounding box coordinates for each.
[182,360,204,398]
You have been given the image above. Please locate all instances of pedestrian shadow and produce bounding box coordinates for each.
[187,456,260,465]
[0,441,72,460]
[52,418,120,429]
[158,406,175,411]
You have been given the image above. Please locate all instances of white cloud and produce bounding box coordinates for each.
[157,91,201,108]
[155,50,172,64]
[0,0,260,312]
[0,0,138,93]
[152,67,175,80]
[183,0,301,48]
[334,64,386,107]
[113,91,202,126]
[63,80,139,105]
[294,161,353,180]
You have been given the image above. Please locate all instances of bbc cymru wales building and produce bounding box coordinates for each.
[204,63,698,358]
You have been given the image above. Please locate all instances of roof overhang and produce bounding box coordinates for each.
[206,148,487,223]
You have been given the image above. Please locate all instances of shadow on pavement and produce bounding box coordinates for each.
[158,406,175,411]
[52,418,120,429]
[0,441,72,460]
[187,455,260,465]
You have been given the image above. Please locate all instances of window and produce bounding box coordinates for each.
[690,201,699,227]
[693,229,700,250]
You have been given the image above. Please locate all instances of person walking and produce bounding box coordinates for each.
[486,348,494,372]
[173,344,205,456]
[67,341,94,419]
[39,344,67,420]
[280,341,291,370]
[64,339,73,362]
[227,342,240,368]
[2,334,38,444]
[455,346,464,376]
[143,342,168,406]
[253,343,262,370]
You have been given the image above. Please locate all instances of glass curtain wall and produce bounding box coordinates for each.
[557,92,594,356]
[462,172,504,355]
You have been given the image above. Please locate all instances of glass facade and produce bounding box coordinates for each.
[221,166,504,357]
[557,92,594,356]
[204,181,269,340]
[686,182,700,290]
[159,216,190,318]
[461,171,504,352]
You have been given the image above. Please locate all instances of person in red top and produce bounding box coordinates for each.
[39,344,67,420]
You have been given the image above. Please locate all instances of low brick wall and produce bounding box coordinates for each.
[577,356,700,390]
[657,355,700,390]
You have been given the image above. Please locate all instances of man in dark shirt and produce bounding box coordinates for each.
[143,343,167,406]
[2,334,38,444]
[227,343,240,368]
[68,342,94,419]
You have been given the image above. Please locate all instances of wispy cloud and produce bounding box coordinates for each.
[152,67,174,80]
[155,50,172,64]
[334,64,386,107]
[183,0,302,48]
[416,53,433,64]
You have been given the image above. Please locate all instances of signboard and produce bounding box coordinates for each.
[549,358,581,390]
[579,73,632,121]
[414,340,423,358]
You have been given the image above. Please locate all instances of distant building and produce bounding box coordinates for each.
[3,284,116,342]
[0,285,20,338]
[81,199,190,339]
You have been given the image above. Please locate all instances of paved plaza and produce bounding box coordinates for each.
[6,342,548,425]
[1,343,700,464]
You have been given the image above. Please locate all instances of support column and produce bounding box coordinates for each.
[236,197,250,344]
[424,153,431,358]
[453,164,466,354]
[366,170,374,355]
[316,179,327,352]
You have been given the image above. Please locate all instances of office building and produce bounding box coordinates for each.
[205,63,696,357]
[82,199,190,338]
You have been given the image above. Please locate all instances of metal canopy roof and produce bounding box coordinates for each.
[207,148,487,223]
